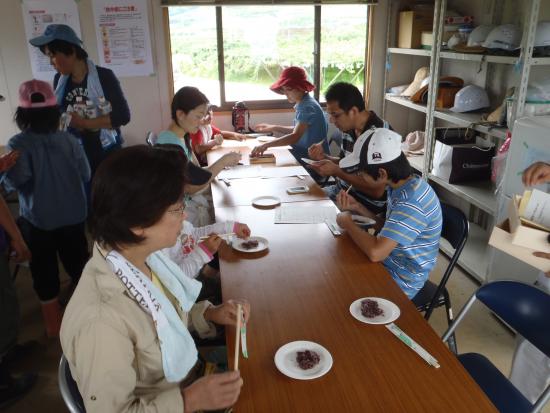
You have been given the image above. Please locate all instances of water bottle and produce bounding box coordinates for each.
[97,96,117,148]
[98,96,112,115]
[59,104,73,131]
[85,100,97,119]
[59,112,72,131]
[74,96,86,117]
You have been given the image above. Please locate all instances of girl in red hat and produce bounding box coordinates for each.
[251,66,328,164]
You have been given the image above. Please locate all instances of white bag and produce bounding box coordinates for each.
[431,140,454,181]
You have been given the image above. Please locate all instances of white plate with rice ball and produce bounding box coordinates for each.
[274,340,333,380]
[232,236,269,253]
[349,297,400,325]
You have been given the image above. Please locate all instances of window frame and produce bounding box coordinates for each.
[165,5,370,111]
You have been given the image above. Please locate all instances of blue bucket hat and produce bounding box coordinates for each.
[29,24,83,47]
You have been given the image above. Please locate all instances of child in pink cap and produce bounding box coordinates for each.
[4,79,90,338]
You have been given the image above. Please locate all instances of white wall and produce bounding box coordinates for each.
[0,0,176,146]
[0,1,386,146]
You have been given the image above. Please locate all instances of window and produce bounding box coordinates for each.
[168,5,369,109]
[320,5,367,100]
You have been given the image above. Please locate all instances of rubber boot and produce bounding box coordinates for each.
[40,298,63,338]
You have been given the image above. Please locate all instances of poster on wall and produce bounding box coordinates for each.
[21,0,82,82]
[92,0,154,77]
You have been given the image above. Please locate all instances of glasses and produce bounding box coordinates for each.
[329,111,346,120]
[167,200,187,216]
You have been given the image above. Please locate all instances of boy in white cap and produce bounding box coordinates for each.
[336,128,442,299]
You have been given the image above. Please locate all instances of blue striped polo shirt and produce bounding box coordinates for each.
[379,176,442,299]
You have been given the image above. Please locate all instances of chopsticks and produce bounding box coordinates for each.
[198,232,235,241]
[234,304,242,371]
[386,323,440,368]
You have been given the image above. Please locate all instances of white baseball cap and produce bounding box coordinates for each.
[339,128,403,172]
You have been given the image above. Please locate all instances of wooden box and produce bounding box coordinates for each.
[249,153,276,164]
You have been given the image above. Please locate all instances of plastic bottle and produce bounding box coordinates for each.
[98,96,112,115]
[59,104,73,131]
[74,96,86,117]
[85,100,97,119]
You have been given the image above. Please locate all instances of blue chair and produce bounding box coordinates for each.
[442,280,550,413]
[58,355,86,413]
[412,203,469,354]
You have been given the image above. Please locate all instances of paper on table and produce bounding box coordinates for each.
[275,205,338,224]
[519,189,550,231]
[218,165,264,180]
[261,166,308,179]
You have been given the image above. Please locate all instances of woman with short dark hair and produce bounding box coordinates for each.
[30,24,130,176]
[157,86,241,226]
[61,145,249,412]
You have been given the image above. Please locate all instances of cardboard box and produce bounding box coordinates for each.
[398,10,434,49]
[508,195,550,251]
[489,220,550,272]
[489,197,550,272]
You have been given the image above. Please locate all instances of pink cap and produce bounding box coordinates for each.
[19,79,57,109]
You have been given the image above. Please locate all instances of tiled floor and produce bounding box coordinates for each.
[3,255,547,412]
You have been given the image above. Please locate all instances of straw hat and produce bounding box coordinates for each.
[401,67,430,97]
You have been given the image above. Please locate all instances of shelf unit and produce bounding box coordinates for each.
[406,153,496,214]
[383,0,549,282]
[386,94,508,139]
[428,174,496,215]
[389,47,520,65]
[439,222,489,284]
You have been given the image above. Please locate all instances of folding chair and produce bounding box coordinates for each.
[58,355,86,413]
[145,131,158,147]
[442,280,550,413]
[412,203,468,354]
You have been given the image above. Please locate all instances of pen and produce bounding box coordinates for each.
[386,323,440,368]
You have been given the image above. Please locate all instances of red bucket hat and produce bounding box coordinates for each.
[270,66,315,94]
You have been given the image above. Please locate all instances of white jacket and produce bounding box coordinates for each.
[162,220,235,278]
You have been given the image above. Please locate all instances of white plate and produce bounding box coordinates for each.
[232,236,269,253]
[351,215,376,226]
[349,297,400,325]
[274,341,333,380]
[300,157,317,165]
[256,135,276,142]
[252,195,281,208]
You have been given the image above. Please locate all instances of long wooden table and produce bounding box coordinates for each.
[208,140,328,208]
[207,143,497,412]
